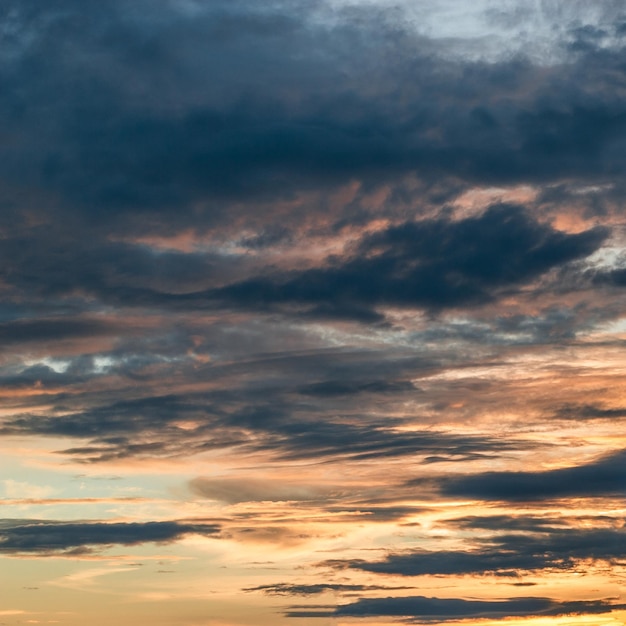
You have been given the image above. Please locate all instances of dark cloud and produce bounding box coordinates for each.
[1,389,520,464]
[0,519,220,555]
[0,317,115,346]
[321,596,624,621]
[212,206,606,318]
[1,207,604,322]
[0,339,533,463]
[331,526,626,577]
[1,0,626,239]
[0,236,227,307]
[0,0,621,341]
[438,448,626,501]
[556,403,626,420]
[593,267,626,288]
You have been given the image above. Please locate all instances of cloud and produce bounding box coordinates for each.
[0,519,220,555]
[245,583,413,596]
[0,318,116,346]
[438,447,626,501]
[211,205,606,318]
[298,380,417,397]
[556,403,626,420]
[323,596,625,621]
[1,377,528,463]
[1,0,626,242]
[0,1,625,622]
[442,513,603,533]
[0,206,605,324]
[331,526,626,577]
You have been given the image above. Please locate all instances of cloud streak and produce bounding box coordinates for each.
[212,206,606,319]
[286,595,626,621]
[0,519,221,555]
[438,448,626,501]
[330,525,626,577]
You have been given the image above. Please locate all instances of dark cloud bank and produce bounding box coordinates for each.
[211,205,606,318]
[0,0,624,322]
[331,525,626,577]
[1,390,526,464]
[439,447,626,501]
[3,0,626,221]
[286,596,626,621]
[0,519,220,555]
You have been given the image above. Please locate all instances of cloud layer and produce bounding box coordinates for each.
[1,1,626,624]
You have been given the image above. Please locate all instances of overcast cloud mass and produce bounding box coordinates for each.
[1,1,626,625]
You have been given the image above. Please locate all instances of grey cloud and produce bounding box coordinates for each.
[439,447,626,501]
[245,583,413,596]
[0,236,227,306]
[1,344,530,462]
[298,380,417,397]
[284,596,625,620]
[0,1,625,619]
[443,514,588,533]
[332,526,626,577]
[328,596,625,621]
[2,0,626,236]
[0,318,115,345]
[12,402,516,465]
[556,404,626,420]
[0,519,220,555]
[211,206,606,318]
[0,0,623,342]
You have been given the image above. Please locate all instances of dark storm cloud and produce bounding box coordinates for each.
[438,447,626,501]
[2,0,626,236]
[212,206,606,317]
[0,0,622,339]
[1,0,418,218]
[331,526,626,577]
[298,596,626,621]
[0,519,220,555]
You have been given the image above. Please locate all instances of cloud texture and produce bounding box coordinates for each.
[1,1,626,624]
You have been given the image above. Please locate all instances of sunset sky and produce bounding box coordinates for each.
[1,1,626,625]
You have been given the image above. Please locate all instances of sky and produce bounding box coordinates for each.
[1,0,626,624]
